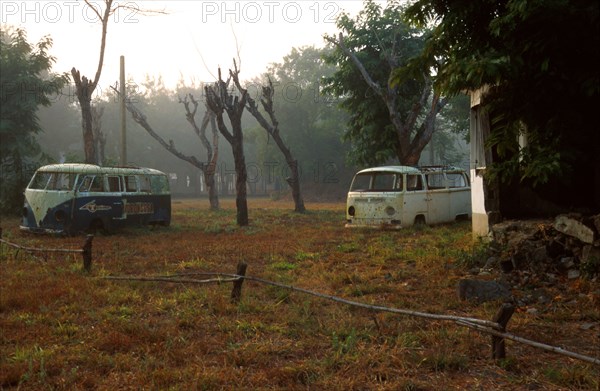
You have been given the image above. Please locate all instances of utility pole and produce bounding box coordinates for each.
[120,55,127,166]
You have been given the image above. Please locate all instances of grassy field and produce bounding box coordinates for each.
[1,198,598,390]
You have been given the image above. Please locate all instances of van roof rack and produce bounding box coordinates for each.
[417,165,462,172]
[106,164,141,169]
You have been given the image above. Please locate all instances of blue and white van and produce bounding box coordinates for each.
[21,164,171,235]
[346,165,471,228]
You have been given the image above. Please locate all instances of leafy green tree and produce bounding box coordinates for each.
[0,27,67,213]
[405,0,599,207]
[323,0,446,166]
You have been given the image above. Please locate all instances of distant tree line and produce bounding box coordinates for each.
[1,0,479,216]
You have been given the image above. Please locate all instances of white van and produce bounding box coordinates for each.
[345,166,471,228]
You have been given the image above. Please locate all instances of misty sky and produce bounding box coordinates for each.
[2,1,380,92]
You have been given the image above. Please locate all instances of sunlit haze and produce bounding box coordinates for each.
[2,1,380,92]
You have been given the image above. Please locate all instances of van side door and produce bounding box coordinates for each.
[403,174,428,225]
[106,175,125,220]
[425,172,452,224]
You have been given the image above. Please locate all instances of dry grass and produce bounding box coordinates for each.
[1,198,598,390]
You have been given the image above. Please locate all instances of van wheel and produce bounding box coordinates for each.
[414,215,426,226]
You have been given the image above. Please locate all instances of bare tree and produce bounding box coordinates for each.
[232,75,305,213]
[110,86,220,208]
[204,65,249,226]
[179,94,220,210]
[72,1,164,164]
[325,33,446,165]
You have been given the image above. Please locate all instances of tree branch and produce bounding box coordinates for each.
[204,81,234,144]
[408,93,448,154]
[110,86,204,169]
[90,0,112,89]
[325,33,383,97]
[179,94,213,162]
[405,78,432,135]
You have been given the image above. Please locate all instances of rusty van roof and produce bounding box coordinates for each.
[35,164,167,176]
[355,166,421,175]
[355,165,466,175]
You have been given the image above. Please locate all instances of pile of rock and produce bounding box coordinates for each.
[457,214,599,304]
[489,214,600,281]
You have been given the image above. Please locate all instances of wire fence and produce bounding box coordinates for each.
[2,232,598,366]
[0,228,93,271]
[102,261,600,366]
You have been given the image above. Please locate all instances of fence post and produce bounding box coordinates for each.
[82,235,94,272]
[492,303,515,360]
[231,261,247,303]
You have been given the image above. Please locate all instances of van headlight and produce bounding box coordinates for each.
[348,206,355,216]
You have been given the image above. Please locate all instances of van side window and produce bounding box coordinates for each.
[125,176,137,192]
[79,176,104,192]
[139,176,152,192]
[446,173,467,188]
[406,175,423,191]
[426,173,446,189]
[150,175,169,194]
[107,176,122,192]
[47,173,76,191]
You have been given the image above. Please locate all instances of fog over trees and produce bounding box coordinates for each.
[2,1,474,213]
[31,44,469,201]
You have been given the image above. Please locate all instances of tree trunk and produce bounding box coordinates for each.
[205,113,220,210]
[205,122,219,211]
[91,105,106,165]
[239,78,305,213]
[204,66,249,226]
[205,170,219,210]
[232,135,248,226]
[212,111,248,225]
[268,119,305,212]
[402,153,421,166]
[80,95,95,164]
[71,69,97,164]
[275,140,305,213]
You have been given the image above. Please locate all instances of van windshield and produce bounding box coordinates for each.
[350,173,371,191]
[29,172,52,189]
[29,172,76,191]
[350,172,401,192]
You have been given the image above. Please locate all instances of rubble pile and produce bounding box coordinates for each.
[489,214,600,283]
